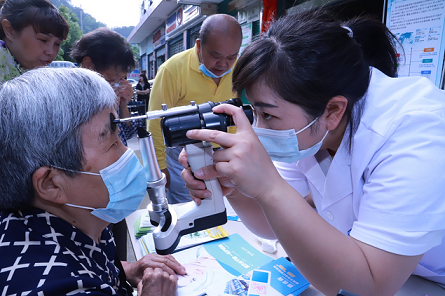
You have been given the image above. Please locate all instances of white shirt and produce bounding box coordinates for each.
[275,68,445,287]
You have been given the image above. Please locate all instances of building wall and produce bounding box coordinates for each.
[134,0,385,77]
[133,0,263,77]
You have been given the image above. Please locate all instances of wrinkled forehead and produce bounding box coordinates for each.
[79,109,118,149]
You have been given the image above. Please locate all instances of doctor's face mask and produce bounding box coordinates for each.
[253,118,329,163]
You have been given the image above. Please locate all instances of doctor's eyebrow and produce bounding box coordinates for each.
[253,102,279,108]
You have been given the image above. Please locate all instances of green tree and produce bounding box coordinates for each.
[130,43,140,65]
[55,5,83,62]
[112,26,135,38]
[50,0,106,35]
[82,13,106,34]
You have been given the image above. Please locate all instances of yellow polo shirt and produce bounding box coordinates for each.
[147,45,236,169]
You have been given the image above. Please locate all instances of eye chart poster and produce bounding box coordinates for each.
[385,0,445,88]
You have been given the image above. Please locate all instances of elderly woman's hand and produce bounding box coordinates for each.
[137,267,177,296]
[122,254,186,287]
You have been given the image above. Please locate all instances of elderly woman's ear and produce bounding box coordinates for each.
[32,167,69,205]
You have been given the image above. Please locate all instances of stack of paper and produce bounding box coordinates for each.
[138,226,230,256]
[133,212,154,238]
[175,226,229,252]
[173,233,273,296]
[139,233,156,255]
[172,234,310,296]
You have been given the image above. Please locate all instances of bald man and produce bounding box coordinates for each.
[148,14,242,204]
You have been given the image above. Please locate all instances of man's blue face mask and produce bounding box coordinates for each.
[199,47,233,79]
[59,149,146,223]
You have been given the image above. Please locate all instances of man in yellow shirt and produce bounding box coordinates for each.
[148,14,242,204]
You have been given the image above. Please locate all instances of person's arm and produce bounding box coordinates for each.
[136,83,150,95]
[182,104,443,296]
[142,84,151,95]
[180,152,314,238]
[179,159,276,239]
[137,89,150,95]
[135,83,142,95]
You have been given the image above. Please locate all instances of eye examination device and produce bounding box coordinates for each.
[114,98,253,254]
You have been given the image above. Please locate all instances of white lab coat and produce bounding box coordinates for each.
[275,67,445,287]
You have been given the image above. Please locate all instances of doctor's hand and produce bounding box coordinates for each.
[182,104,286,202]
[179,149,237,205]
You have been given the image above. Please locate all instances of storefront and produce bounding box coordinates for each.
[141,54,147,73]
[128,0,209,77]
[131,0,445,85]
[148,54,154,79]
[153,24,166,72]
[187,22,201,49]
[236,0,261,55]
[168,34,184,57]
[166,8,185,58]
[155,46,165,73]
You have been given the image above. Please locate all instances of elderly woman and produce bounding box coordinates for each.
[0,68,185,295]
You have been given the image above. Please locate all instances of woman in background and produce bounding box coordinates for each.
[0,0,69,81]
[136,73,151,112]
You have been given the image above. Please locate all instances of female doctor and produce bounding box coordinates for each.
[179,9,445,296]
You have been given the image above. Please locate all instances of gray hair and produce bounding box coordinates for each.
[0,67,118,211]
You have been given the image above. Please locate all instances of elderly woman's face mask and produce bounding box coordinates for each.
[57,148,146,223]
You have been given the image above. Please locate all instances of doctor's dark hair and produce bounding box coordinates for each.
[0,68,117,211]
[70,27,136,72]
[0,0,69,40]
[232,9,398,149]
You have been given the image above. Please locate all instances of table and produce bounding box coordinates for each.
[126,209,444,296]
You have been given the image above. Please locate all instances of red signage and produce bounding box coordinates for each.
[166,12,177,34]
[177,8,183,26]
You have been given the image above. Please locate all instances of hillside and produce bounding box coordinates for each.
[50,0,134,37]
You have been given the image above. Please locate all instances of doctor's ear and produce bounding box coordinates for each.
[1,19,15,41]
[323,96,348,130]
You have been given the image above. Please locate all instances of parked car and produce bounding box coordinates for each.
[127,78,138,88]
[48,61,76,68]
